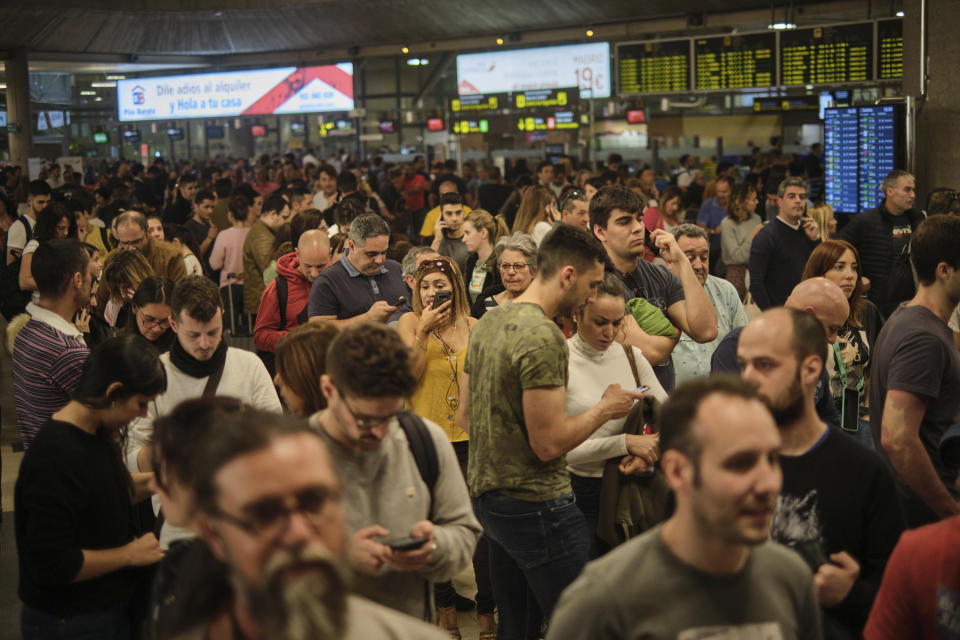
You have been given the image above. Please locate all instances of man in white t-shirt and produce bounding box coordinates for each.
[6,180,51,264]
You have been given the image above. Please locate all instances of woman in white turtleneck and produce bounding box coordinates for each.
[565,273,668,556]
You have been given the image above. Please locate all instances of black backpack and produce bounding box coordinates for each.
[0,216,34,321]
[397,410,439,517]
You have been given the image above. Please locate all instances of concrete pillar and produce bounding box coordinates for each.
[4,49,32,170]
[904,0,960,197]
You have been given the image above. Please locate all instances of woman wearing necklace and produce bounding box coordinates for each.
[397,257,495,640]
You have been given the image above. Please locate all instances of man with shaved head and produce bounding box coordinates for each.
[712,277,849,426]
[254,229,332,362]
[739,308,903,640]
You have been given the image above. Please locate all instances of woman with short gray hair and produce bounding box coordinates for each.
[470,232,538,318]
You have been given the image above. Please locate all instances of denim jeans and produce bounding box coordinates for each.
[569,473,603,559]
[473,490,591,640]
[22,604,131,640]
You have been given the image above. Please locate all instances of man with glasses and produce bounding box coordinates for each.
[176,408,448,639]
[308,213,406,326]
[111,210,187,282]
[125,276,281,545]
[308,323,480,620]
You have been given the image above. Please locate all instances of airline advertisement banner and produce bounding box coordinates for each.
[117,64,354,122]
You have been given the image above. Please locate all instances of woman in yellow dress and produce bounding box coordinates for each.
[397,257,494,639]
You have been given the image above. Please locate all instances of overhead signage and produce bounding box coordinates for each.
[780,23,872,85]
[457,42,610,99]
[451,93,504,113]
[694,33,776,90]
[877,19,903,80]
[516,110,579,131]
[117,64,355,122]
[751,95,819,112]
[618,39,691,94]
[513,88,579,109]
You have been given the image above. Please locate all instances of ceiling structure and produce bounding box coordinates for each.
[0,0,883,70]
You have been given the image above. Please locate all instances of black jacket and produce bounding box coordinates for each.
[836,201,924,317]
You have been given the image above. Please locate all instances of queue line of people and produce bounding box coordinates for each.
[6,150,960,640]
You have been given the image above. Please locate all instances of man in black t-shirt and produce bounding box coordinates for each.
[740,308,903,640]
[590,185,717,390]
[871,215,960,527]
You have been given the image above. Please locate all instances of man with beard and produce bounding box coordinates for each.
[712,277,848,428]
[460,224,645,638]
[171,409,447,640]
[309,323,480,620]
[548,375,822,640]
[738,308,903,640]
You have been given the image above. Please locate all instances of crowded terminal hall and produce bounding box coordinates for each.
[2,1,960,639]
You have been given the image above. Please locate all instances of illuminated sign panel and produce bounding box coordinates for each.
[457,43,610,99]
[117,64,354,122]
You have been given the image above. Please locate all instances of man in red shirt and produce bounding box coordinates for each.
[402,162,429,228]
[865,427,960,640]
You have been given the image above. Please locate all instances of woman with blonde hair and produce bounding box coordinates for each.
[99,248,154,328]
[462,209,509,303]
[720,183,763,300]
[808,203,837,241]
[397,257,494,638]
[512,184,559,245]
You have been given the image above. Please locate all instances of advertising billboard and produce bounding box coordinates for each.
[117,64,354,122]
[456,43,610,99]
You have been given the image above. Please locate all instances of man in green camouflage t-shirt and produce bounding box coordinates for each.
[459,224,643,638]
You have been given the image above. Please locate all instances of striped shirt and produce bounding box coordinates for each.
[12,304,88,448]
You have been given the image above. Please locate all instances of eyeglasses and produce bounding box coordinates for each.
[116,235,146,248]
[499,262,529,273]
[137,309,170,330]
[417,258,454,273]
[337,389,403,431]
[213,485,343,539]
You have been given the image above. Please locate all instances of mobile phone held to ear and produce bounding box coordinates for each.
[433,290,452,308]
[643,229,660,257]
[382,536,429,551]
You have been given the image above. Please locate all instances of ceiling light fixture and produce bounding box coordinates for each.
[91,81,116,88]
[401,46,409,54]
[586,29,595,37]
[496,37,504,45]
[80,90,96,95]
[896,10,904,16]
[105,75,126,80]
[768,21,797,29]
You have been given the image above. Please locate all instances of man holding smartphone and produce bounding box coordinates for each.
[749,177,821,309]
[738,308,903,639]
[311,323,481,621]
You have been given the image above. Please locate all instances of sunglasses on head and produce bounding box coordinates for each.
[417,258,454,273]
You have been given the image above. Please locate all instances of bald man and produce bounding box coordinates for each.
[254,229,332,359]
[711,277,849,426]
[739,308,903,638]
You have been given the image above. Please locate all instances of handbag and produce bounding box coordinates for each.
[595,346,670,548]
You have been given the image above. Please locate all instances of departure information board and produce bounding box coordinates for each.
[824,105,900,213]
[618,40,690,94]
[824,107,860,214]
[694,33,775,90]
[780,23,872,85]
[877,19,904,80]
[859,105,898,209]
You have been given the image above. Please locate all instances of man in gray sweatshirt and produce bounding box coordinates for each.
[309,322,482,621]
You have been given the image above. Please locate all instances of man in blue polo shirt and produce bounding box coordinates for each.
[307,213,405,326]
[697,174,733,275]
